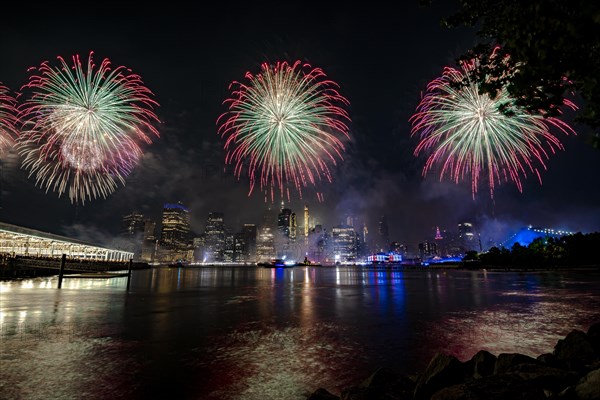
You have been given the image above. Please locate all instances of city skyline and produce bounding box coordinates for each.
[1,7,599,251]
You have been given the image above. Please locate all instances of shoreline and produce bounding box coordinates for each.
[308,322,600,400]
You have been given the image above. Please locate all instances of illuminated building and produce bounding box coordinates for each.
[377,215,389,252]
[304,205,309,238]
[160,202,191,249]
[0,221,133,262]
[120,211,146,260]
[419,240,437,259]
[257,208,276,262]
[141,219,157,262]
[204,212,225,262]
[241,224,257,262]
[332,225,357,262]
[121,212,145,237]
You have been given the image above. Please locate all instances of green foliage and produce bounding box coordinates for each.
[430,0,600,130]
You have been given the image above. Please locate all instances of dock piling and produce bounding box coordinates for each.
[57,254,66,288]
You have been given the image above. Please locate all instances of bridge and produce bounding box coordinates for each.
[0,221,133,262]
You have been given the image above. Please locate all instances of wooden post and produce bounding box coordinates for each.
[57,254,66,289]
[126,258,133,291]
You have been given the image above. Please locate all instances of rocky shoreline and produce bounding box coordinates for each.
[307,322,600,400]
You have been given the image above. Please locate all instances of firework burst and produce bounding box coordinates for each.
[0,83,19,158]
[17,51,160,204]
[217,60,351,202]
[410,54,577,199]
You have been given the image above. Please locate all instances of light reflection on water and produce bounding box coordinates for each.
[1,267,599,399]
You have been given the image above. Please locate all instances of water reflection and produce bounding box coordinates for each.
[0,268,598,399]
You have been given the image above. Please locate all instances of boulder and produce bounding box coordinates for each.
[469,350,497,379]
[587,322,600,354]
[536,352,566,369]
[307,388,340,400]
[554,329,596,371]
[358,367,415,398]
[574,367,600,400]
[493,353,539,375]
[446,374,546,400]
[504,362,578,392]
[414,353,465,400]
[340,386,404,400]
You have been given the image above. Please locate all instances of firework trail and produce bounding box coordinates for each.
[410,52,576,199]
[0,83,19,159]
[17,51,160,204]
[217,60,351,202]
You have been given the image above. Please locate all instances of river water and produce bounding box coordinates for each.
[1,266,599,400]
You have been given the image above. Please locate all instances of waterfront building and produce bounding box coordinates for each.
[0,221,133,262]
[241,224,257,262]
[120,211,146,260]
[204,212,226,262]
[141,219,157,262]
[377,215,390,252]
[257,208,276,262]
[159,202,192,262]
[332,225,357,262]
[419,240,437,259]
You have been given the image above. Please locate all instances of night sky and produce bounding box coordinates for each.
[1,5,599,251]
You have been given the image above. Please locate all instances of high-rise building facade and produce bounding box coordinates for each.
[332,225,357,262]
[141,219,157,262]
[159,202,192,262]
[257,208,276,262]
[121,211,145,237]
[204,212,225,262]
[377,215,390,252]
[160,202,191,249]
[241,224,257,262]
[120,211,146,260]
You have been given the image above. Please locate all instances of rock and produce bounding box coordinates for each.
[340,386,403,400]
[431,384,467,400]
[450,374,545,400]
[414,353,465,400]
[554,329,596,371]
[358,367,415,398]
[469,350,497,379]
[307,388,340,400]
[574,367,600,400]
[504,362,578,392]
[537,352,566,369]
[493,353,539,375]
[587,322,600,354]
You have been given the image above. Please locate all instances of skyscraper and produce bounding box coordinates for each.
[160,202,191,250]
[304,205,309,239]
[204,212,225,262]
[257,208,276,262]
[241,224,257,262]
[377,215,390,252]
[121,211,145,260]
[141,219,157,262]
[332,225,357,262]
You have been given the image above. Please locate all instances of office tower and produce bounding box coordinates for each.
[332,225,357,262]
[241,224,257,262]
[278,207,292,238]
[458,221,476,251]
[304,205,309,238]
[257,208,276,261]
[141,219,157,262]
[120,211,145,260]
[160,202,191,249]
[377,215,389,252]
[204,212,225,262]
[419,240,437,259]
[121,211,145,237]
